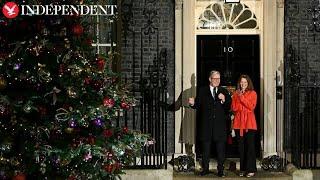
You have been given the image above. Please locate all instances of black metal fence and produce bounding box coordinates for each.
[115,0,172,169]
[284,44,320,168]
[115,49,169,169]
[284,86,320,168]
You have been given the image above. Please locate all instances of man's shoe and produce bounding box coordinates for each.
[217,171,226,177]
[199,170,209,176]
[239,171,245,177]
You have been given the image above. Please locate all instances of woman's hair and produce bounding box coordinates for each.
[237,74,254,91]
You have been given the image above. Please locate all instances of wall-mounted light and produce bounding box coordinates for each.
[224,0,240,3]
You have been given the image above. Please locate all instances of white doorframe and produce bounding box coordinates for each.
[174,0,284,158]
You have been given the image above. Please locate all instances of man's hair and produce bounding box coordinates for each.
[209,70,220,77]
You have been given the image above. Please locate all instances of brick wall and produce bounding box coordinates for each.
[285,0,320,84]
[120,0,175,153]
[284,0,320,150]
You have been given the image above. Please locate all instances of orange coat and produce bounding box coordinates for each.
[231,90,257,136]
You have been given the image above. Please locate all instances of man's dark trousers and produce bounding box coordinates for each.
[201,141,226,172]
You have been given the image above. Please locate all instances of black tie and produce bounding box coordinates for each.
[212,87,216,99]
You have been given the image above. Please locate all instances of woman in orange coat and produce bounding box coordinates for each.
[231,75,257,178]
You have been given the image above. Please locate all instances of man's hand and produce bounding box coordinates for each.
[188,98,195,106]
[218,93,225,102]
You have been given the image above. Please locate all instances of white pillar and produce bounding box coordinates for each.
[263,0,278,157]
[276,0,285,154]
[174,0,183,154]
[173,0,196,154]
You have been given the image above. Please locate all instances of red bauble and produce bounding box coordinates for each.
[37,106,47,117]
[58,64,65,75]
[68,176,76,180]
[103,129,113,138]
[84,77,91,85]
[103,97,115,108]
[96,57,106,71]
[86,39,93,46]
[87,135,96,145]
[104,164,113,173]
[122,126,129,134]
[12,173,26,180]
[72,24,84,36]
[120,101,130,110]
[91,80,103,91]
[114,162,121,171]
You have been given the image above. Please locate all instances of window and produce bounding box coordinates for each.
[197,2,258,30]
[90,0,117,54]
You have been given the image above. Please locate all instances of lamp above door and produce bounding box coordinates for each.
[224,0,240,3]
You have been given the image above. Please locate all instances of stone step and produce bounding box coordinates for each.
[174,170,292,180]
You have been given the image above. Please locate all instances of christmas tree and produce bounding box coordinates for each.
[0,1,149,179]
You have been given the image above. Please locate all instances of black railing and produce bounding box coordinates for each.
[284,85,320,168]
[115,49,168,169]
[284,44,320,168]
[118,0,170,169]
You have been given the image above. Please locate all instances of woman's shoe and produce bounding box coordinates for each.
[246,172,255,178]
[239,172,245,177]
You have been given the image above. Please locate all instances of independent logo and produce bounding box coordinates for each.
[2,2,19,19]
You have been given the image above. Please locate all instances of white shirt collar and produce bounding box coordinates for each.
[210,85,217,93]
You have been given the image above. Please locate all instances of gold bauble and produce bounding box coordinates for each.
[66,86,78,98]
[65,127,74,134]
[0,76,7,90]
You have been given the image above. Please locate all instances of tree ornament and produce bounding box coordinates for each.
[86,38,92,46]
[44,87,61,105]
[13,63,22,70]
[93,117,103,127]
[0,76,7,90]
[69,65,83,77]
[38,64,52,83]
[83,151,92,161]
[0,141,12,153]
[87,135,95,145]
[84,77,91,85]
[30,45,43,56]
[120,101,130,110]
[68,175,77,180]
[104,164,113,173]
[37,106,48,118]
[103,97,115,108]
[65,127,74,134]
[122,127,129,134]
[59,64,65,75]
[92,80,103,91]
[0,170,7,180]
[66,87,78,98]
[103,129,113,138]
[72,24,84,36]
[96,57,106,71]
[68,119,77,128]
[51,155,61,167]
[114,162,121,171]
[12,173,26,180]
[106,152,113,159]
[23,102,33,113]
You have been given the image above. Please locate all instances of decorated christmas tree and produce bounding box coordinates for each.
[0,1,149,179]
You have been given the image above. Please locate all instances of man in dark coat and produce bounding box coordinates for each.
[188,70,231,177]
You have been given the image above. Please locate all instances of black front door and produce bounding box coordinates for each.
[196,35,260,158]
